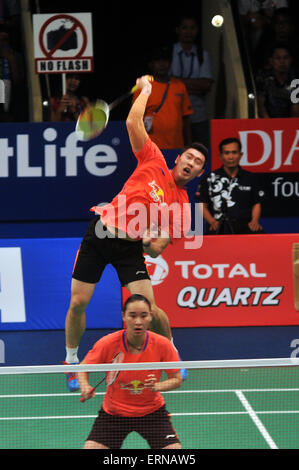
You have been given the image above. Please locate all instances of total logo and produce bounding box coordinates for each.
[145,255,284,309]
[145,255,169,286]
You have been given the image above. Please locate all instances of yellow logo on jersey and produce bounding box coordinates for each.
[120,380,145,394]
[148,181,165,204]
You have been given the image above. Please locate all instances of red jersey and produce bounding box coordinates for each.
[83,330,180,417]
[91,138,191,241]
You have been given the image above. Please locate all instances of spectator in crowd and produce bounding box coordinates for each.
[170,15,214,149]
[0,22,24,122]
[133,45,193,150]
[0,0,22,52]
[49,73,89,122]
[238,0,289,19]
[195,137,265,235]
[250,7,298,71]
[255,44,299,118]
[239,10,269,71]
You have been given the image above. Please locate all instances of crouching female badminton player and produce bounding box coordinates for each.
[78,294,182,449]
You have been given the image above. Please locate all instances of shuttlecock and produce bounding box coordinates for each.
[211,15,224,28]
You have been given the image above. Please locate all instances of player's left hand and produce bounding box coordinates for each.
[144,374,158,392]
[80,384,96,402]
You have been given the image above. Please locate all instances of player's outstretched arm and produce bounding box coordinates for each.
[126,76,152,154]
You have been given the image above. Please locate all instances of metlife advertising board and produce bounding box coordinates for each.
[141,234,299,327]
[0,121,186,222]
[0,121,136,221]
[211,118,299,217]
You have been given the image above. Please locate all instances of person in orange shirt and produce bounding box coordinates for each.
[78,294,182,449]
[133,45,193,149]
[64,75,207,391]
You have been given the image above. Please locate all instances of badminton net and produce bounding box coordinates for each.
[0,358,298,449]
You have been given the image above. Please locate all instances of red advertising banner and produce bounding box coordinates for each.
[211,118,299,173]
[210,118,299,217]
[139,234,299,327]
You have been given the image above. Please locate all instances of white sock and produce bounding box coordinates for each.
[65,347,79,364]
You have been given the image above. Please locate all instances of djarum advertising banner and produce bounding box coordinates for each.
[211,118,299,217]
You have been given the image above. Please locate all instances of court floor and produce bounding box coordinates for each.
[0,366,298,449]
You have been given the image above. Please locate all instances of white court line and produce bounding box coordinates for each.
[0,412,245,421]
[165,388,299,394]
[235,390,278,449]
[0,415,97,420]
[1,388,299,399]
[0,410,299,421]
[0,393,97,399]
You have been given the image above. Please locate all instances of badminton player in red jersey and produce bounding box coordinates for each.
[78,294,182,449]
[64,76,207,390]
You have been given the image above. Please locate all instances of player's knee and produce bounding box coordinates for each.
[69,294,89,314]
[84,440,108,449]
[150,306,171,339]
[163,442,182,449]
[151,305,168,323]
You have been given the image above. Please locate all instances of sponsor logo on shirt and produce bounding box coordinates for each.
[148,180,165,204]
[120,380,145,394]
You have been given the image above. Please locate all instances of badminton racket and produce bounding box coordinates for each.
[80,351,124,403]
[75,76,153,141]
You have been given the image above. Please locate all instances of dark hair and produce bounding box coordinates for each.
[269,42,293,57]
[66,73,81,80]
[175,14,203,64]
[149,44,172,62]
[181,142,209,169]
[219,137,242,153]
[123,294,151,312]
[273,7,292,21]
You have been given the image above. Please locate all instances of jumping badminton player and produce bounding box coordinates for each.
[78,294,182,449]
[65,75,207,391]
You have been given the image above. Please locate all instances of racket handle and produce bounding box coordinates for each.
[131,75,154,94]
[80,386,95,403]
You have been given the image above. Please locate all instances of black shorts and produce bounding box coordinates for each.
[86,405,180,449]
[72,217,150,286]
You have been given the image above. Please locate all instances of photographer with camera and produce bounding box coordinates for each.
[49,73,89,122]
[195,137,265,235]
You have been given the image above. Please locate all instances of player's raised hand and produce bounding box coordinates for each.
[136,75,153,95]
